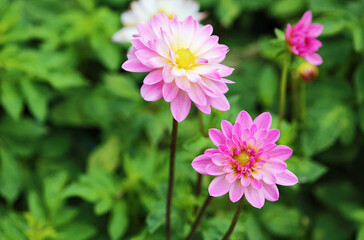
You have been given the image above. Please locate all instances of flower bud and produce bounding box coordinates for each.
[298,62,318,82]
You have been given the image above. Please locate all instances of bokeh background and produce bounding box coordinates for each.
[0,0,364,239]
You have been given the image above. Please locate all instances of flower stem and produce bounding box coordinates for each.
[185,195,212,240]
[222,198,244,240]
[291,74,299,121]
[195,112,207,204]
[166,118,178,240]
[299,80,306,123]
[278,52,291,129]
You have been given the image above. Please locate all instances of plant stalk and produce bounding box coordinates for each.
[222,198,244,240]
[166,118,178,240]
[278,52,291,129]
[185,195,212,240]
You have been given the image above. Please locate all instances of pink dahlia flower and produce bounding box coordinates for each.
[285,11,323,65]
[122,13,234,122]
[192,111,298,208]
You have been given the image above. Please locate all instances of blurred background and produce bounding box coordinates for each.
[0,0,363,239]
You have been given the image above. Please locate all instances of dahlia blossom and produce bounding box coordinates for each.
[113,0,206,43]
[192,111,298,208]
[122,14,234,122]
[285,11,323,65]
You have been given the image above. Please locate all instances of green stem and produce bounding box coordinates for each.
[291,74,299,121]
[222,198,244,240]
[184,195,212,240]
[198,111,208,138]
[300,80,307,123]
[278,53,291,129]
[166,118,178,240]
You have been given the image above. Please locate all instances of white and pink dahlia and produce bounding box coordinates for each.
[122,14,234,122]
[192,111,298,208]
[113,0,206,43]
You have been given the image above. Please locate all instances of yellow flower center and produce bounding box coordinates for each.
[233,151,250,167]
[176,48,195,69]
[159,10,174,20]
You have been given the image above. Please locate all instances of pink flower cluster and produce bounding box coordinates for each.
[192,111,298,208]
[122,14,234,122]
[285,11,323,65]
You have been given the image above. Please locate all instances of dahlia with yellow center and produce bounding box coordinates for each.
[192,111,298,208]
[122,14,234,122]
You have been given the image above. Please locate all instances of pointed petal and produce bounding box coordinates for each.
[245,185,265,208]
[209,129,226,146]
[192,154,212,175]
[170,91,191,122]
[208,175,231,197]
[229,181,245,202]
[275,170,298,186]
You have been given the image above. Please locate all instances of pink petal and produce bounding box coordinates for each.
[296,11,312,29]
[140,82,163,101]
[229,181,245,202]
[208,175,231,197]
[196,103,211,114]
[186,71,202,82]
[211,153,227,166]
[245,185,265,209]
[235,110,252,130]
[250,178,262,190]
[264,160,287,173]
[135,49,167,68]
[217,65,234,77]
[206,163,225,175]
[175,77,191,92]
[221,120,233,139]
[253,112,272,130]
[226,172,238,183]
[122,59,153,72]
[188,83,207,106]
[307,23,323,37]
[262,183,279,202]
[285,24,292,41]
[205,148,220,157]
[170,91,191,122]
[143,69,163,85]
[304,53,323,65]
[209,129,226,146]
[192,154,212,175]
[251,170,264,180]
[241,174,251,187]
[162,83,179,102]
[275,170,298,186]
[163,64,174,83]
[209,95,230,111]
[172,67,187,77]
[267,129,280,144]
[262,170,277,185]
[269,145,293,161]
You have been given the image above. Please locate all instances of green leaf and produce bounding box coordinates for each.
[27,191,46,222]
[58,223,97,240]
[0,80,23,120]
[257,65,278,109]
[312,213,353,240]
[245,213,269,240]
[217,0,242,27]
[88,135,120,173]
[318,16,346,36]
[269,0,305,17]
[108,201,128,240]
[358,225,364,240]
[354,61,364,104]
[274,28,285,40]
[146,202,165,234]
[0,117,47,139]
[359,105,364,134]
[350,22,364,52]
[43,171,68,219]
[260,203,302,237]
[20,81,49,122]
[103,74,140,101]
[287,157,328,183]
[301,100,349,156]
[0,148,21,204]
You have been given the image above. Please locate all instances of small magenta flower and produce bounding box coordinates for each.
[113,0,206,43]
[122,14,234,122]
[285,11,323,65]
[192,111,298,208]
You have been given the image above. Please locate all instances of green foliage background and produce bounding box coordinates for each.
[0,0,364,239]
